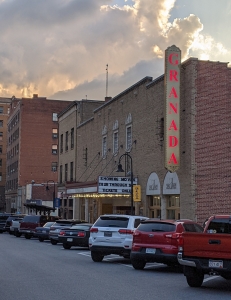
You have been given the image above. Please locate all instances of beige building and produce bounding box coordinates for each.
[58,51,231,225]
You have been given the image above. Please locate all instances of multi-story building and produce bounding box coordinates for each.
[0,97,12,212]
[58,99,104,219]
[57,46,231,225]
[5,94,72,214]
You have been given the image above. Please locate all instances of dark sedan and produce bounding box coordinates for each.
[58,223,92,249]
[34,222,55,242]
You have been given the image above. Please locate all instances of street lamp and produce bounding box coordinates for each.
[46,180,56,210]
[116,153,134,215]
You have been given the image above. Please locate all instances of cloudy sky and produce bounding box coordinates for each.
[0,0,230,101]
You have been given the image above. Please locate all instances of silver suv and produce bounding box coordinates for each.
[89,214,148,262]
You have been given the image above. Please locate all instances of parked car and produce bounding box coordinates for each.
[34,222,56,242]
[10,217,25,237]
[89,214,148,262]
[49,220,87,245]
[4,214,27,234]
[58,223,92,249]
[19,215,59,239]
[130,219,204,270]
[0,213,13,233]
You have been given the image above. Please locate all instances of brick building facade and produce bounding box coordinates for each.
[59,53,231,225]
[5,95,72,214]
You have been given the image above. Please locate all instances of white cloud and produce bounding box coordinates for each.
[0,0,230,100]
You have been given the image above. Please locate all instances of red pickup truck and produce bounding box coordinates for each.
[177,215,231,287]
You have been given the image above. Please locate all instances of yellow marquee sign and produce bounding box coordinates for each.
[133,185,141,202]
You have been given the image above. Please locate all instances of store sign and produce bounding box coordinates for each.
[98,176,138,194]
[26,199,42,205]
[164,45,181,172]
[133,185,141,202]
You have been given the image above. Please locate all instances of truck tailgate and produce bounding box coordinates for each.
[182,232,231,259]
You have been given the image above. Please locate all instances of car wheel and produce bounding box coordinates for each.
[63,243,71,250]
[131,259,146,270]
[15,232,22,237]
[25,234,31,239]
[9,231,13,235]
[39,237,44,242]
[91,251,104,262]
[186,273,204,287]
[51,240,58,245]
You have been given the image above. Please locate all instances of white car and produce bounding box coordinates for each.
[89,214,148,262]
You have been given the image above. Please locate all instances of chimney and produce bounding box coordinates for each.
[33,94,38,98]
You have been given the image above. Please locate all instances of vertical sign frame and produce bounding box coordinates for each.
[164,45,181,172]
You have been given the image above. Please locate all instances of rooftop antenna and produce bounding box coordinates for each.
[106,64,108,98]
[86,95,87,100]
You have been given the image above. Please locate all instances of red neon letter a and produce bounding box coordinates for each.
[168,153,178,164]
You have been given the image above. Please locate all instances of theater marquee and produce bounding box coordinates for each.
[164,45,181,172]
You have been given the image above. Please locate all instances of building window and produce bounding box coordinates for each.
[0,172,2,181]
[51,162,58,172]
[0,107,3,114]
[126,125,132,151]
[70,162,73,181]
[71,128,74,149]
[52,145,58,155]
[52,113,58,122]
[0,145,2,154]
[65,164,68,182]
[60,134,63,153]
[0,159,2,167]
[65,131,68,151]
[0,132,3,141]
[52,128,58,139]
[69,198,73,207]
[102,136,107,158]
[166,196,180,220]
[113,131,119,154]
[0,121,3,127]
[59,165,63,184]
[149,196,161,218]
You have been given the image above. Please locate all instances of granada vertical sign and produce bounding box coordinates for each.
[164,45,181,172]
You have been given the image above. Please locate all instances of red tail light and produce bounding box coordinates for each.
[59,231,65,236]
[165,233,180,239]
[118,229,133,235]
[90,227,98,233]
[77,232,85,237]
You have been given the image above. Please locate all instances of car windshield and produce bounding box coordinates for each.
[94,216,129,228]
[137,222,176,232]
[43,222,54,227]
[70,225,91,230]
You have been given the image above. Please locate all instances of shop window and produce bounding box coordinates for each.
[149,196,161,218]
[166,195,180,220]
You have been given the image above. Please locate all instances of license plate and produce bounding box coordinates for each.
[104,231,112,237]
[67,238,73,242]
[146,248,156,254]
[209,260,223,268]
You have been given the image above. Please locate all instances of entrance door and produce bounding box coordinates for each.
[102,204,113,214]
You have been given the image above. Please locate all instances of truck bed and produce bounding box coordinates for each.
[181,232,231,260]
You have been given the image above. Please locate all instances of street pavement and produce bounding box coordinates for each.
[0,233,231,300]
